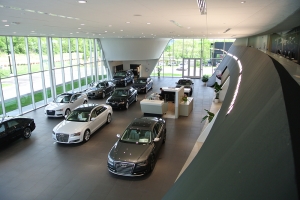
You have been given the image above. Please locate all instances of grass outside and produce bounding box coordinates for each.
[0,75,105,115]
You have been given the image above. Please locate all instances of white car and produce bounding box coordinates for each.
[52,104,113,143]
[45,92,88,117]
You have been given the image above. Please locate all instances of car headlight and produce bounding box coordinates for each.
[108,155,114,165]
[136,160,148,166]
[71,132,81,137]
[121,79,125,81]
[119,101,125,104]
[98,91,102,94]
[56,109,63,111]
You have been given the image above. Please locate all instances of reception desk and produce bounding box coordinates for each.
[140,99,168,115]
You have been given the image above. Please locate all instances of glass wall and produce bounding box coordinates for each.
[0,36,106,115]
[152,38,235,78]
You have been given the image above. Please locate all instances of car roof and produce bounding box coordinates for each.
[128,117,159,129]
[115,88,130,91]
[178,78,192,81]
[74,104,99,112]
[0,115,30,123]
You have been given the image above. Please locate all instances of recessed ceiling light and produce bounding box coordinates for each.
[105,31,107,32]
[99,34,101,35]
[109,25,112,27]
[187,27,191,29]
[5,24,9,26]
[70,33,73,34]
[78,1,87,3]
[126,22,130,24]
[134,14,142,17]
[147,23,151,25]
[13,32,16,34]
[120,30,123,31]
[31,31,35,32]
[241,1,246,3]
[2,20,7,22]
[113,32,115,33]
[81,24,85,25]
[78,28,81,29]
[76,32,79,33]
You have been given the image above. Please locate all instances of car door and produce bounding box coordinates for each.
[128,89,134,103]
[153,122,164,151]
[71,94,81,109]
[0,123,7,141]
[89,109,99,133]
[104,82,110,94]
[6,119,22,139]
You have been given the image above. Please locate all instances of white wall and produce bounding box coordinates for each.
[248,35,269,51]
[100,38,170,61]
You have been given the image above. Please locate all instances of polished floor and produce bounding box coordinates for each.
[0,77,214,200]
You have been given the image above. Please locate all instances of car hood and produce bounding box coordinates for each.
[109,141,151,163]
[107,96,127,102]
[53,120,85,134]
[132,83,146,88]
[45,102,66,110]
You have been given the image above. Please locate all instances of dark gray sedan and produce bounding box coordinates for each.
[131,77,153,93]
[107,117,166,176]
[86,81,115,99]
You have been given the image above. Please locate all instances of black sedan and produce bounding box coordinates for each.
[113,70,134,87]
[175,78,194,96]
[0,116,35,143]
[106,87,138,109]
[107,117,166,176]
[132,77,153,93]
[86,80,115,99]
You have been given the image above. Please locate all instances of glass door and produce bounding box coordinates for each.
[182,58,202,78]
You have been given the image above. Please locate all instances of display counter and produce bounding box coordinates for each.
[140,99,168,115]
[179,97,193,116]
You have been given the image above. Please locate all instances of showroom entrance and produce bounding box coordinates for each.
[181,58,202,78]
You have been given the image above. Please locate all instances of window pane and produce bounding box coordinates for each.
[13,37,28,75]
[41,37,49,70]
[33,72,45,108]
[52,38,62,68]
[0,36,13,78]
[28,37,41,73]
[18,74,33,112]
[2,77,18,115]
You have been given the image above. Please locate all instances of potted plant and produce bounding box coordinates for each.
[201,109,215,123]
[213,82,222,103]
[157,66,162,78]
[202,74,209,86]
[182,94,188,103]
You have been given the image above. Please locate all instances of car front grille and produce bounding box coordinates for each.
[115,162,134,174]
[56,133,69,142]
[47,110,55,115]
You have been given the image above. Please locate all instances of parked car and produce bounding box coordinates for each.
[131,77,153,93]
[52,104,113,144]
[86,80,115,99]
[45,92,88,117]
[106,87,138,109]
[0,116,35,143]
[176,66,187,71]
[113,70,134,87]
[175,78,194,96]
[107,117,166,176]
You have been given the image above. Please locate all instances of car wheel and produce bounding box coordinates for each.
[126,102,129,109]
[83,100,88,104]
[106,113,112,124]
[102,92,106,99]
[65,109,71,116]
[124,81,127,87]
[135,95,138,102]
[83,130,91,142]
[23,127,31,139]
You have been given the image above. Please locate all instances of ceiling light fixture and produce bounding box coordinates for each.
[2,20,7,22]
[78,1,87,3]
[223,28,231,33]
[170,20,182,28]
[197,0,207,15]
[241,1,246,3]
[5,24,9,26]
[147,23,151,25]
[126,22,130,24]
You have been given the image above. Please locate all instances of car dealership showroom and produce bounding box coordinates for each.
[1,0,300,200]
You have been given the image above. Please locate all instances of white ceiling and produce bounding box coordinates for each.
[0,0,299,39]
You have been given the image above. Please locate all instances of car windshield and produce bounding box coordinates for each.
[112,90,128,97]
[120,129,152,144]
[114,71,126,77]
[91,82,105,88]
[178,80,192,86]
[54,95,72,103]
[136,79,147,84]
[66,110,90,122]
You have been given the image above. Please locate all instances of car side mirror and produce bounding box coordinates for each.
[154,138,160,142]
[91,117,96,121]
[117,134,121,138]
